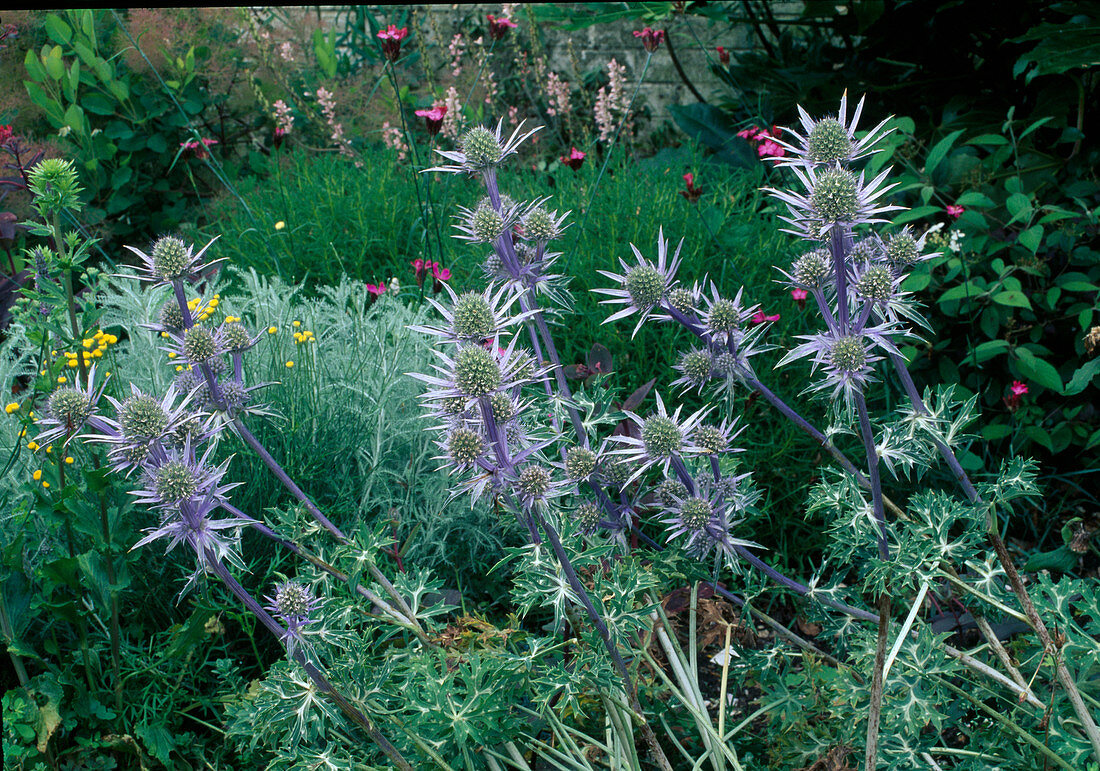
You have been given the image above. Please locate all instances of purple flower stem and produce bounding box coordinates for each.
[206,553,416,771]
[528,304,588,443]
[170,279,226,407]
[231,417,421,627]
[669,454,697,495]
[854,390,889,560]
[830,226,851,333]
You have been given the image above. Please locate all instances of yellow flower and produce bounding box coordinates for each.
[65,456,74,464]
[32,469,42,481]
[268,326,278,334]
[57,376,67,384]
[275,221,286,231]
[285,360,294,368]
[46,446,53,454]
[4,402,19,414]
[293,320,301,328]
[27,441,39,451]
[176,365,184,371]
[42,481,50,489]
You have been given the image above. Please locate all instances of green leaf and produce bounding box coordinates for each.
[1006,192,1032,223]
[1023,545,1077,573]
[1064,358,1100,396]
[1023,424,1054,452]
[44,14,72,45]
[925,129,965,177]
[1017,224,1043,253]
[966,133,1009,146]
[146,133,167,153]
[972,340,1010,363]
[892,205,942,225]
[81,92,114,115]
[63,104,85,135]
[955,191,995,208]
[24,48,46,82]
[1015,348,1063,393]
[43,46,65,81]
[991,290,1031,309]
[981,424,1013,441]
[668,104,756,167]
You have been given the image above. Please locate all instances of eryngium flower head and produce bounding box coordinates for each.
[35,364,109,447]
[786,248,832,289]
[573,502,603,534]
[661,479,758,561]
[611,392,707,483]
[655,477,688,505]
[514,464,566,510]
[125,236,222,287]
[222,322,257,353]
[692,418,743,455]
[594,226,684,337]
[454,345,502,396]
[413,334,542,407]
[701,285,755,345]
[780,323,904,403]
[444,426,485,470]
[130,439,239,512]
[521,206,569,243]
[853,263,897,304]
[428,120,540,174]
[181,325,223,365]
[765,163,902,238]
[666,285,699,315]
[771,91,892,169]
[672,348,713,393]
[119,394,169,439]
[159,300,184,330]
[564,446,597,480]
[412,282,525,345]
[265,581,321,654]
[155,459,199,503]
[884,226,934,269]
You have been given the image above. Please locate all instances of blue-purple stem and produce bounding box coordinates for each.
[854,390,889,560]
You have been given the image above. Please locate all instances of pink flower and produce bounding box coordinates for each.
[749,310,780,325]
[633,27,665,53]
[560,147,586,171]
[487,14,518,40]
[180,138,218,160]
[0,125,12,146]
[377,25,408,62]
[736,127,759,140]
[366,282,387,297]
[790,288,808,309]
[757,138,786,158]
[411,258,427,287]
[680,172,702,203]
[716,46,729,65]
[414,104,447,136]
[431,262,451,282]
[946,204,965,219]
[1004,380,1029,411]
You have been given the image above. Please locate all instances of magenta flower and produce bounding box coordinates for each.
[680,172,703,203]
[749,309,780,325]
[790,288,808,309]
[180,138,218,160]
[377,24,408,62]
[633,27,665,53]
[716,46,729,65]
[431,262,451,282]
[757,138,786,158]
[0,124,12,146]
[560,147,586,171]
[1004,380,1029,411]
[415,104,447,136]
[487,14,518,40]
[366,281,387,298]
[946,204,965,219]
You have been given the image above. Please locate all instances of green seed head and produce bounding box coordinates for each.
[219,380,249,411]
[453,346,502,396]
[274,583,312,618]
[714,351,741,378]
[489,392,516,422]
[706,298,741,335]
[441,396,468,416]
[667,287,696,314]
[679,349,713,385]
[694,425,727,454]
[470,205,505,243]
[829,336,867,373]
[602,456,631,486]
[523,208,562,242]
[885,231,920,267]
[517,465,551,498]
[151,236,190,280]
[656,478,688,505]
[807,118,852,165]
[680,497,713,531]
[159,301,184,330]
[811,167,859,223]
[792,249,832,287]
[564,446,597,480]
[642,415,682,458]
[119,395,168,439]
[452,293,496,340]
[183,326,218,363]
[48,388,92,431]
[856,265,894,303]
[155,460,198,502]
[447,427,484,466]
[625,263,664,310]
[848,239,878,264]
[461,127,503,167]
[574,502,602,532]
[222,323,251,352]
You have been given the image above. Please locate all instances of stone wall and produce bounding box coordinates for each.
[314,3,805,128]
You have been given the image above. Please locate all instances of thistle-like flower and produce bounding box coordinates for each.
[411,282,526,345]
[700,284,756,346]
[660,478,758,561]
[35,364,110,447]
[771,91,893,169]
[265,581,321,656]
[594,227,684,337]
[670,347,714,394]
[765,163,902,239]
[124,235,222,287]
[427,120,540,175]
[780,322,904,404]
[519,205,570,244]
[412,334,543,409]
[84,383,202,475]
[610,392,708,483]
